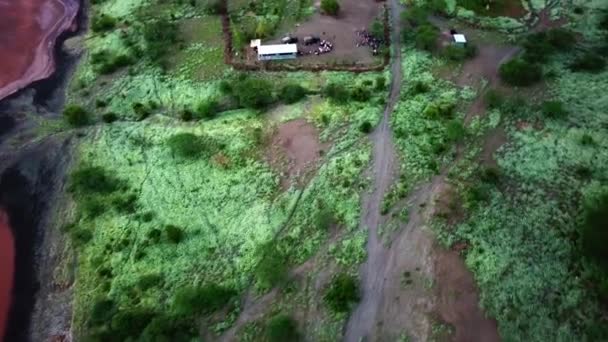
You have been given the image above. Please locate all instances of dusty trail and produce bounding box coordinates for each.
[343,0,404,339]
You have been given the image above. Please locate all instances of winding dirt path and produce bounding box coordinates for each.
[343,0,406,339]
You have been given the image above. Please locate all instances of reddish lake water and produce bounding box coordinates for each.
[0,0,79,100]
[0,210,14,341]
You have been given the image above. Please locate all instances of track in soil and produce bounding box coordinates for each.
[343,0,403,339]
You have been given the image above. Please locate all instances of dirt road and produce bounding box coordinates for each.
[342,0,405,339]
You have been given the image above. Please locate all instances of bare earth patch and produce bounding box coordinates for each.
[266,118,329,188]
[434,247,500,342]
[269,0,383,65]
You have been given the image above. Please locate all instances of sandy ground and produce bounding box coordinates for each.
[0,0,79,101]
[268,0,382,64]
[267,118,329,189]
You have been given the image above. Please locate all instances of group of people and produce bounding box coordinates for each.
[355,29,383,55]
[299,39,334,56]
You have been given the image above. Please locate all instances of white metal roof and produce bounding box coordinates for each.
[453,34,467,43]
[258,44,298,55]
[250,39,261,48]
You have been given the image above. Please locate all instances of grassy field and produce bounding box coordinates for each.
[396,0,608,340]
[55,0,608,340]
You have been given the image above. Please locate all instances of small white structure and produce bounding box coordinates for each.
[453,34,467,46]
[250,39,261,49]
[257,44,298,61]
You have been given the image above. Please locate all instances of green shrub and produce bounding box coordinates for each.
[443,44,477,61]
[165,225,184,243]
[140,315,196,341]
[484,89,503,109]
[410,81,430,94]
[499,58,542,86]
[137,273,164,291]
[180,108,194,121]
[414,24,439,51]
[196,99,220,119]
[351,86,371,102]
[69,166,124,195]
[370,18,384,40]
[570,52,606,72]
[323,82,350,103]
[359,121,373,134]
[581,191,608,272]
[321,0,340,16]
[541,100,567,118]
[69,226,93,246]
[254,242,287,290]
[279,84,307,104]
[522,29,576,62]
[63,104,90,127]
[424,101,455,119]
[446,119,465,142]
[324,273,359,313]
[233,77,274,109]
[101,112,118,123]
[132,102,151,120]
[172,284,236,315]
[598,11,608,31]
[219,80,232,94]
[265,314,300,342]
[91,14,117,32]
[402,6,430,27]
[375,76,386,90]
[95,53,135,75]
[142,17,179,67]
[202,0,223,14]
[90,298,116,326]
[580,133,595,146]
[110,309,155,339]
[480,166,501,184]
[167,133,214,158]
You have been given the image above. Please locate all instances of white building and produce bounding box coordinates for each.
[453,34,467,47]
[257,44,298,61]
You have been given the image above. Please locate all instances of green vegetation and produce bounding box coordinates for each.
[280,84,308,104]
[172,284,236,315]
[167,132,215,158]
[265,314,300,342]
[499,58,542,86]
[321,0,340,16]
[324,273,360,314]
[63,104,91,127]
[425,3,608,340]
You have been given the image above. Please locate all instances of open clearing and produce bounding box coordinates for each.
[270,0,383,65]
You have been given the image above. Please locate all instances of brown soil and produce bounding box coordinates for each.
[0,0,80,101]
[266,118,329,188]
[434,246,500,342]
[480,127,507,168]
[269,0,382,65]
[456,45,521,89]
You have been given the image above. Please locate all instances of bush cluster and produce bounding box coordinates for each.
[279,84,307,104]
[499,58,542,87]
[167,133,216,159]
[63,104,90,127]
[172,284,236,315]
[265,314,300,342]
[321,0,340,16]
[324,273,359,313]
[522,28,577,62]
[91,14,117,33]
